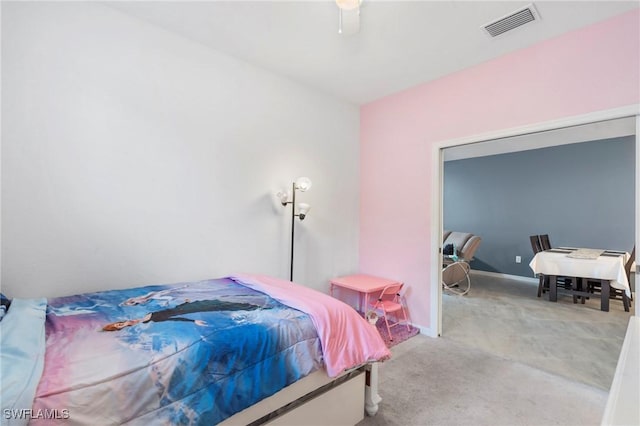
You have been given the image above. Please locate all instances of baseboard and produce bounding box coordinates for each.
[413,323,437,338]
[470,269,538,284]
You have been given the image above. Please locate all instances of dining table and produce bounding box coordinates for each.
[529,247,631,312]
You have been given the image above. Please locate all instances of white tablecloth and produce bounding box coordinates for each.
[529,250,630,297]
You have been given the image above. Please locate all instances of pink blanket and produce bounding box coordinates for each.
[230,274,391,377]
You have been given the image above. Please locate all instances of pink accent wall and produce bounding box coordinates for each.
[360,8,640,330]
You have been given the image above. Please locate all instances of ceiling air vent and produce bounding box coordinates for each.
[483,3,540,37]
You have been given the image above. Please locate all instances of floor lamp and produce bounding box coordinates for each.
[276,177,312,282]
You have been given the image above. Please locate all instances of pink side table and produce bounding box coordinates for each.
[330,274,402,314]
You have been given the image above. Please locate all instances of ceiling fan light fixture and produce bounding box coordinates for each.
[336,0,361,11]
[336,0,362,34]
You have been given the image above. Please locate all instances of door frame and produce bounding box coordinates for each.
[430,104,640,337]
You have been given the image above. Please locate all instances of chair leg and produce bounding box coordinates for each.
[537,276,544,297]
[623,294,630,312]
[383,313,393,341]
[564,277,583,304]
[402,307,410,332]
[570,277,586,304]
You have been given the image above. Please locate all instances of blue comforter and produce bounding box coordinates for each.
[9,277,323,425]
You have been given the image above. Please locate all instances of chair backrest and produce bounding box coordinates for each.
[378,283,404,302]
[444,232,472,253]
[459,236,481,261]
[624,245,636,281]
[540,234,552,251]
[530,235,542,254]
[443,232,481,261]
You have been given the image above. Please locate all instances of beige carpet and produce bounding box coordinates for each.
[443,273,632,390]
[357,273,632,426]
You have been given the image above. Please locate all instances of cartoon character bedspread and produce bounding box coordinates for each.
[27,277,324,425]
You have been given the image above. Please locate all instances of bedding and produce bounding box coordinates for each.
[0,275,390,425]
[1,298,47,422]
[0,292,11,321]
[231,274,392,377]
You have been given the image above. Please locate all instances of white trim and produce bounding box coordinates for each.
[413,323,437,338]
[431,144,443,337]
[635,114,639,316]
[434,104,639,150]
[601,317,639,426]
[443,116,636,162]
[469,269,538,285]
[432,104,640,337]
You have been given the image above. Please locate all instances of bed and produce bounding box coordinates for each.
[1,274,390,425]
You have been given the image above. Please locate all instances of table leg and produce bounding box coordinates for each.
[549,275,557,302]
[601,280,610,312]
[364,293,369,317]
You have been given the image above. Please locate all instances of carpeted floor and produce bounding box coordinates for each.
[442,273,632,390]
[357,335,608,426]
[357,273,632,426]
[374,317,421,348]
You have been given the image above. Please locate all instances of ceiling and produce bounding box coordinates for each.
[105,1,640,105]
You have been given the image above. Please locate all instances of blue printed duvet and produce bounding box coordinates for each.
[29,277,323,425]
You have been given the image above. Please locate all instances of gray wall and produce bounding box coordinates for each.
[443,136,636,277]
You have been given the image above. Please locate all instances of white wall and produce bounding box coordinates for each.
[0,1,3,295]
[1,2,360,298]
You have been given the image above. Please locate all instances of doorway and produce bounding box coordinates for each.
[430,107,640,336]
[430,108,639,389]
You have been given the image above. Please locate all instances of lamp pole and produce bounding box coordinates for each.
[290,181,296,282]
[277,177,311,283]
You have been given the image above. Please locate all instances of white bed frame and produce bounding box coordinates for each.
[219,363,381,425]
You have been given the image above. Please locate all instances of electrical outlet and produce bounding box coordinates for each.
[515,256,522,263]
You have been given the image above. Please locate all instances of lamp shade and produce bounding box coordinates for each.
[276,190,289,205]
[295,177,312,192]
[297,203,311,220]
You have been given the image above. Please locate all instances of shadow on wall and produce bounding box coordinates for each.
[469,259,499,273]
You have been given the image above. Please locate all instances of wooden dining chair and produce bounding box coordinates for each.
[586,246,634,312]
[531,234,574,298]
[627,246,635,302]
[530,235,551,297]
[540,234,552,251]
[530,235,543,255]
